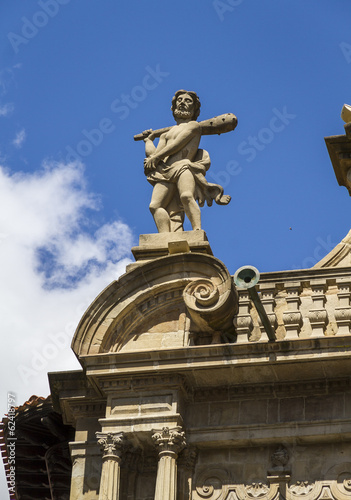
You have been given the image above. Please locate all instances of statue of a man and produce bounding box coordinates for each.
[141,90,234,232]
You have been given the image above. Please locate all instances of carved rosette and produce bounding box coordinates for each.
[183,275,238,342]
[152,426,186,457]
[96,432,125,462]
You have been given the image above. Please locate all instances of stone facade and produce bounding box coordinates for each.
[49,231,351,500]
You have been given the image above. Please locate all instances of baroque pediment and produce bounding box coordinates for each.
[71,253,238,357]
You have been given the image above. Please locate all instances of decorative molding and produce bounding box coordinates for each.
[100,374,189,394]
[289,481,315,495]
[70,401,106,417]
[194,378,351,402]
[245,482,270,498]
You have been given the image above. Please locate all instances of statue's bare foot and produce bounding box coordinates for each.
[217,194,231,205]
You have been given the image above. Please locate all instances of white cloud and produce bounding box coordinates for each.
[0,102,14,117]
[12,128,26,148]
[0,160,134,418]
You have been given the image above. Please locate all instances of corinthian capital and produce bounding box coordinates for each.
[152,426,186,456]
[96,432,125,460]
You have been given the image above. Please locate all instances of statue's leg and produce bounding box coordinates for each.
[149,182,175,232]
[177,170,201,230]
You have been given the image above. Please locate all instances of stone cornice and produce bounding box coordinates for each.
[81,337,351,387]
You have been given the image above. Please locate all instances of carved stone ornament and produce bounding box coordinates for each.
[183,274,238,341]
[245,483,270,498]
[289,481,315,495]
[229,483,279,500]
[327,462,351,499]
[152,426,186,456]
[271,445,289,469]
[72,253,239,356]
[96,432,125,460]
[193,468,229,500]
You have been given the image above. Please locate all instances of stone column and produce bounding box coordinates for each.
[96,432,125,500]
[152,426,186,500]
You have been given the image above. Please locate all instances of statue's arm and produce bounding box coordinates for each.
[144,138,156,157]
[142,130,158,157]
[153,122,201,161]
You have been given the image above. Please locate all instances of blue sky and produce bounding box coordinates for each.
[1,1,351,495]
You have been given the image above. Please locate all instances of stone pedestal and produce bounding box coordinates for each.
[129,230,212,270]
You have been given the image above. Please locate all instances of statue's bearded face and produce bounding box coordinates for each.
[173,93,195,120]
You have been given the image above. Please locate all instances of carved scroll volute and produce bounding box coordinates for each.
[193,468,229,500]
[183,276,238,341]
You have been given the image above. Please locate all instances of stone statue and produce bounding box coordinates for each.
[134,90,237,232]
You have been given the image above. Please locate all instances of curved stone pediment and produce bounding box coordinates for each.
[72,253,238,357]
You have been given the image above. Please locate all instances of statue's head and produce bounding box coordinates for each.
[171,90,201,121]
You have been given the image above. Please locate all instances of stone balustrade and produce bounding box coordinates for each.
[234,274,351,342]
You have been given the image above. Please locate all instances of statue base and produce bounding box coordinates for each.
[129,230,213,271]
